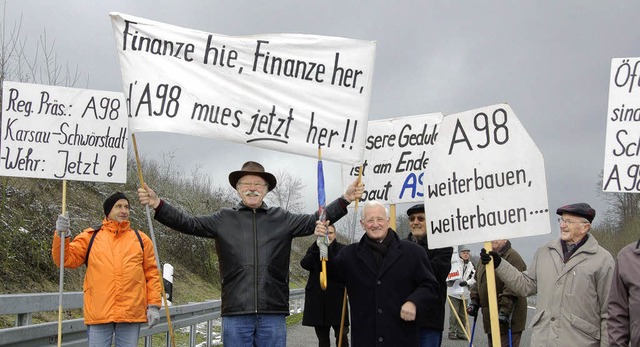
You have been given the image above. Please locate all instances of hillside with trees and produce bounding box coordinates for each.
[0,153,323,327]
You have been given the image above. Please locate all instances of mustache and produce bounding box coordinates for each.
[243,190,262,197]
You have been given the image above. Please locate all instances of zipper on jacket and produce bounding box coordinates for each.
[253,208,258,313]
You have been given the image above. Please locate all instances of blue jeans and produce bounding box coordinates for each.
[87,323,141,347]
[222,314,286,347]
[419,328,443,347]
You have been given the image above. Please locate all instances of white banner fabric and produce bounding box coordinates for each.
[110,13,376,165]
[341,113,443,204]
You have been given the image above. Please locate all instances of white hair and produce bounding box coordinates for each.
[361,200,389,220]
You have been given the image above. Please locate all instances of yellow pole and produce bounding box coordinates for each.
[484,241,501,347]
[389,204,396,230]
[56,180,67,347]
[132,134,176,347]
[447,295,473,346]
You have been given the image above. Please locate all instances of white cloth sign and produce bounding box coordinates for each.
[110,13,376,165]
[603,57,640,193]
[424,104,550,248]
[0,81,128,183]
[341,113,443,203]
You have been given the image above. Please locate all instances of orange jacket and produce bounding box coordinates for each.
[52,219,161,325]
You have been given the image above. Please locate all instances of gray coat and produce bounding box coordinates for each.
[495,234,614,347]
[607,240,640,347]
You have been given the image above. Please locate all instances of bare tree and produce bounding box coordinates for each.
[1,1,87,115]
[266,169,306,213]
[596,170,640,228]
[1,3,86,87]
[0,2,88,214]
[592,171,640,256]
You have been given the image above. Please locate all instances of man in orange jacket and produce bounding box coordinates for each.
[52,192,161,347]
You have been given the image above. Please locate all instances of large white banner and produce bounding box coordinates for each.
[0,81,128,183]
[341,113,443,204]
[110,13,376,165]
[424,104,550,248]
[603,57,640,193]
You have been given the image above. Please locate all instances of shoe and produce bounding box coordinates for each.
[448,332,458,340]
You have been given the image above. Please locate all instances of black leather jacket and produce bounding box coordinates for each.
[154,197,349,316]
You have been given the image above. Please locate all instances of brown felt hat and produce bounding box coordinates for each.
[228,161,277,192]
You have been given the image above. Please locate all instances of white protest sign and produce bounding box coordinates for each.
[110,13,376,165]
[341,113,442,203]
[0,81,128,183]
[603,57,640,192]
[424,104,550,249]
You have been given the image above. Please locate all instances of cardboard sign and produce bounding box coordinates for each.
[341,113,443,203]
[424,104,550,248]
[0,81,128,183]
[110,12,376,165]
[603,57,640,192]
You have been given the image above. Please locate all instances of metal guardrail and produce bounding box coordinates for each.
[0,289,305,347]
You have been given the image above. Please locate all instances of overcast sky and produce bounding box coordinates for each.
[4,1,640,262]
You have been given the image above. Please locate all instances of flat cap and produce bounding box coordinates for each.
[556,202,595,223]
[406,203,425,216]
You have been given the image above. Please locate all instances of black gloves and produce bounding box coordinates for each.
[467,301,480,317]
[459,281,468,287]
[498,311,510,326]
[480,248,501,267]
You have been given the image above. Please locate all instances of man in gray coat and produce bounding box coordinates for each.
[481,202,614,347]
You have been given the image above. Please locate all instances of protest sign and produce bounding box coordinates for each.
[110,13,376,165]
[0,81,128,183]
[424,104,550,248]
[341,113,442,203]
[603,57,640,193]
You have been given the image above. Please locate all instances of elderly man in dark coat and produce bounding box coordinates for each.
[319,200,439,346]
[301,224,350,347]
[405,203,453,347]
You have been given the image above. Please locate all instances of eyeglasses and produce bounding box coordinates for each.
[409,216,425,222]
[363,217,387,226]
[238,182,267,188]
[557,218,588,225]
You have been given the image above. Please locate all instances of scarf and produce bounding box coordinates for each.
[363,229,394,269]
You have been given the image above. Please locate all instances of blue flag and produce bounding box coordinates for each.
[317,156,326,222]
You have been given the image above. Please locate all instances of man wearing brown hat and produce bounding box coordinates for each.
[137,161,364,346]
[480,202,614,347]
[52,192,161,347]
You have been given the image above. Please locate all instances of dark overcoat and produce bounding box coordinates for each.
[406,234,453,331]
[333,230,439,346]
[300,240,349,327]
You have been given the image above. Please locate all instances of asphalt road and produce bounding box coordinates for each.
[286,306,535,347]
